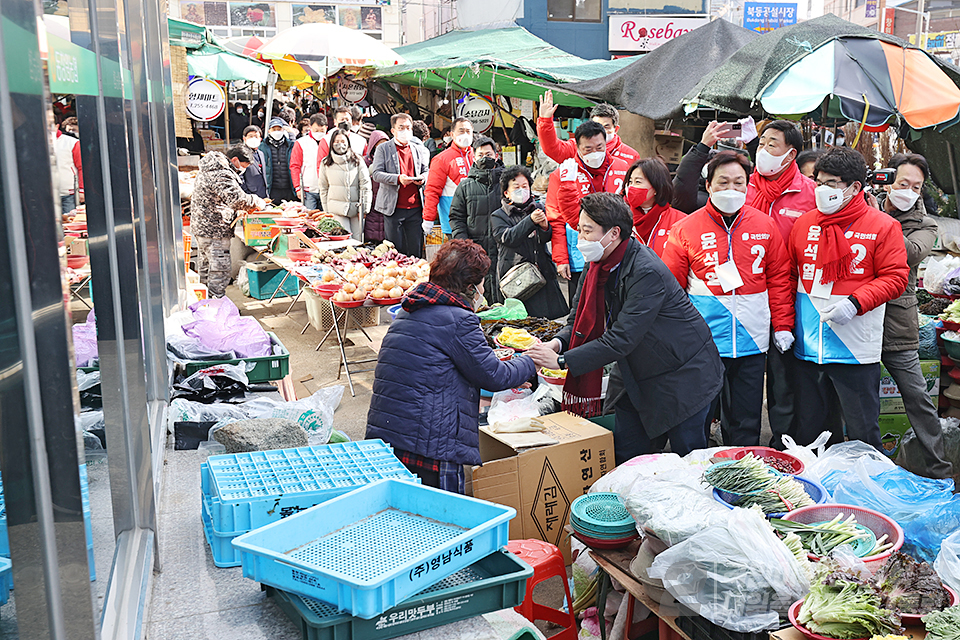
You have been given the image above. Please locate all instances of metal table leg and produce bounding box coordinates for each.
[316,300,343,350]
[301,320,311,335]
[283,286,304,315]
[71,276,93,309]
[597,568,610,640]
[331,307,355,397]
[267,269,292,305]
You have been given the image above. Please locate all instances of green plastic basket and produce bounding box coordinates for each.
[179,332,289,383]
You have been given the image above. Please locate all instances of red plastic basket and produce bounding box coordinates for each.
[712,447,804,475]
[900,586,958,624]
[782,504,904,569]
[332,299,366,308]
[788,600,866,640]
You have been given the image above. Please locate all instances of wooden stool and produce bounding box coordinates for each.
[506,539,578,640]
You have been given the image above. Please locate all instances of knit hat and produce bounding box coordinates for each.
[267,117,288,131]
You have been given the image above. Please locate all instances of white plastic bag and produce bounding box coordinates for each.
[808,440,896,494]
[647,508,809,633]
[922,255,960,294]
[589,453,684,496]
[487,386,548,431]
[243,385,344,443]
[935,530,960,593]
[782,431,832,481]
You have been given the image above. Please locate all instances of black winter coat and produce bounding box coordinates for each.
[449,163,504,303]
[557,238,724,438]
[672,142,711,214]
[490,200,569,320]
[366,300,535,465]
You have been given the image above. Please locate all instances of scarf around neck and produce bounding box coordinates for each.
[816,191,872,284]
[748,161,798,214]
[401,281,472,314]
[562,237,630,418]
[632,202,670,245]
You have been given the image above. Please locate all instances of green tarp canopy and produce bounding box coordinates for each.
[373,26,637,107]
[186,44,271,84]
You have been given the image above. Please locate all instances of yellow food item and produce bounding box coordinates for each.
[540,368,568,379]
[869,636,909,640]
[498,327,537,349]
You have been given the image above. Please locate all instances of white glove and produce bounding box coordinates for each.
[774,331,795,353]
[421,219,434,236]
[820,298,858,326]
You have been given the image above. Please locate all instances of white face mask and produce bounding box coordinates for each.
[394,129,412,145]
[269,130,284,141]
[581,151,605,169]
[755,148,792,177]
[604,129,615,142]
[815,184,851,215]
[454,133,472,148]
[332,142,349,155]
[577,228,613,263]
[710,189,746,214]
[510,188,530,204]
[442,136,452,144]
[888,188,920,211]
[244,137,261,149]
[350,124,360,133]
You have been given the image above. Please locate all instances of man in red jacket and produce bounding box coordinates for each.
[788,147,908,449]
[545,120,629,299]
[537,90,639,166]
[747,120,819,450]
[422,117,475,236]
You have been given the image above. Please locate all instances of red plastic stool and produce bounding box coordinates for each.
[507,539,578,640]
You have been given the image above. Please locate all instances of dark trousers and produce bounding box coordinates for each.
[766,338,798,448]
[713,353,767,446]
[385,206,424,259]
[269,186,297,204]
[795,358,883,451]
[614,393,710,465]
[567,270,582,302]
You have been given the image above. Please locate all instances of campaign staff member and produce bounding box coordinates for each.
[620,157,685,257]
[528,193,723,464]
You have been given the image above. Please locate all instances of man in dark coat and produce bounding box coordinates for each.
[261,117,297,202]
[449,136,504,303]
[528,193,724,464]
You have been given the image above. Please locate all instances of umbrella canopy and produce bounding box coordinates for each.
[558,19,758,121]
[373,26,636,107]
[259,23,404,68]
[222,35,265,58]
[186,44,271,84]
[760,37,960,130]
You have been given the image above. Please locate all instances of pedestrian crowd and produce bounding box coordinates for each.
[185,93,951,491]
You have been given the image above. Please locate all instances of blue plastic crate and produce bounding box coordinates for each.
[0,558,11,606]
[201,496,243,568]
[266,550,533,640]
[247,265,300,300]
[201,441,419,533]
[232,479,515,619]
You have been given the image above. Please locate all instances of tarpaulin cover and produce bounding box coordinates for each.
[374,26,637,107]
[560,19,758,121]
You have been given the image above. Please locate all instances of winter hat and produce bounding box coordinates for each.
[267,117,288,131]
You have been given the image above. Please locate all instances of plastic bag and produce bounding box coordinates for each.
[781,431,831,481]
[943,266,960,296]
[233,385,344,443]
[166,331,235,362]
[488,386,549,431]
[832,461,954,524]
[648,508,809,632]
[73,309,98,367]
[590,453,681,496]
[934,530,960,593]
[172,362,251,402]
[923,255,960,294]
[808,441,896,494]
[901,497,960,563]
[476,298,528,321]
[182,298,272,358]
[168,398,250,430]
[919,314,940,360]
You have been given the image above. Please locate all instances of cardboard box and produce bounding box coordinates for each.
[64,235,88,256]
[880,394,936,415]
[879,414,912,457]
[242,214,280,247]
[471,412,615,564]
[654,131,684,165]
[272,230,314,257]
[879,360,940,399]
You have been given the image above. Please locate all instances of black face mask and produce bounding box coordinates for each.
[476,156,496,171]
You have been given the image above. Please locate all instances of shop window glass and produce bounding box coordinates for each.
[548,0,601,22]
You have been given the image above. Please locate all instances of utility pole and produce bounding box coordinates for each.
[916,0,926,48]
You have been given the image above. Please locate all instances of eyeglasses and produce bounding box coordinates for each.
[815,179,846,189]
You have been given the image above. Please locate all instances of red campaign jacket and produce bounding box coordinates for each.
[788,200,909,365]
[660,202,794,358]
[632,206,687,257]
[545,155,629,267]
[746,168,817,240]
[537,117,640,166]
[422,144,474,227]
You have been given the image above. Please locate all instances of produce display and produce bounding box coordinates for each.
[481,317,565,349]
[873,552,951,615]
[922,604,960,640]
[918,290,951,316]
[940,299,960,324]
[496,327,539,350]
[327,259,430,304]
[313,241,417,268]
[539,367,568,379]
[704,454,814,514]
[315,217,349,236]
[797,559,901,639]
[257,201,311,217]
[771,514,891,558]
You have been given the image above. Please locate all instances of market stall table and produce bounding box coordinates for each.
[69,265,93,309]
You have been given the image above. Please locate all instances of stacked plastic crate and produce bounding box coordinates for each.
[227,463,531,640]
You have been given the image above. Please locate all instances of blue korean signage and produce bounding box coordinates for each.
[743,2,798,32]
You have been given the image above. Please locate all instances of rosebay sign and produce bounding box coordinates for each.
[608,15,710,53]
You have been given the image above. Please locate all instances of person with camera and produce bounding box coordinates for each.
[875,154,953,478]
[527,193,724,464]
[787,147,908,450]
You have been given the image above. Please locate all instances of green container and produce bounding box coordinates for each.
[180,332,289,383]
[943,335,960,362]
[588,414,616,432]
[266,550,532,640]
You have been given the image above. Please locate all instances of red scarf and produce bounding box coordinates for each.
[748,161,798,214]
[562,237,630,418]
[816,192,872,284]
[402,281,473,313]
[633,203,670,246]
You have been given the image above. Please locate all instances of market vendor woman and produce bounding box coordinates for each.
[528,193,724,464]
[366,239,535,493]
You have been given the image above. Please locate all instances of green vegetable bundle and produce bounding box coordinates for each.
[797,561,901,639]
[771,514,886,558]
[704,454,814,514]
[923,604,960,640]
